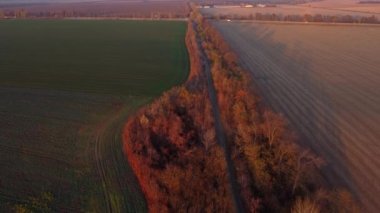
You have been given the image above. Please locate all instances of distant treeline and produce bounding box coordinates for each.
[0,1,189,19]
[0,9,187,19]
[359,1,380,3]
[205,12,380,24]
[196,0,320,5]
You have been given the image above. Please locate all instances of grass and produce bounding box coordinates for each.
[0,20,188,212]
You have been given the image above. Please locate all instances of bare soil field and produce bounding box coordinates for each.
[201,4,380,18]
[212,21,380,212]
[301,0,380,14]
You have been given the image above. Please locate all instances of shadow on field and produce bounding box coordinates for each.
[228,22,359,199]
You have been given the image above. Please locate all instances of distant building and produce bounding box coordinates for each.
[239,3,255,8]
[201,4,214,8]
[257,4,266,8]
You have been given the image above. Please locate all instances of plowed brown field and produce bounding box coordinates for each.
[213,21,380,213]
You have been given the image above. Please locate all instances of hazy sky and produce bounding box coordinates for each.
[0,0,107,4]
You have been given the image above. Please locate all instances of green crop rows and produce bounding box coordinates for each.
[0,20,188,96]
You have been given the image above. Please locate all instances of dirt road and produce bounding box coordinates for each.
[193,22,244,213]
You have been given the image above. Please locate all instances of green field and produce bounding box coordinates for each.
[0,20,188,212]
[0,20,188,96]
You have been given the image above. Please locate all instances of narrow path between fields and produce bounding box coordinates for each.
[94,104,147,213]
[193,22,244,213]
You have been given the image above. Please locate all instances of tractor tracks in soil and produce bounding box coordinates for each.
[93,103,147,213]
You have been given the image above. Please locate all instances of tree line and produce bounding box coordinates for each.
[0,9,27,18]
[206,12,379,24]
[0,9,187,19]
[123,20,234,212]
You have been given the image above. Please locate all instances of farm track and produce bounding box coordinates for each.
[94,121,112,212]
[213,22,380,212]
[93,105,147,213]
[194,22,244,213]
[0,102,146,212]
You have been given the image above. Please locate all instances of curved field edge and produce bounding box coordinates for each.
[91,21,190,213]
[88,21,191,212]
[123,20,236,212]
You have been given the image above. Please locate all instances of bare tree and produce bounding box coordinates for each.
[292,150,324,195]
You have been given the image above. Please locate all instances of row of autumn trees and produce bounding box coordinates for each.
[123,8,360,213]
[0,9,27,19]
[0,9,187,19]
[123,21,234,212]
[206,12,379,24]
[194,7,360,212]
